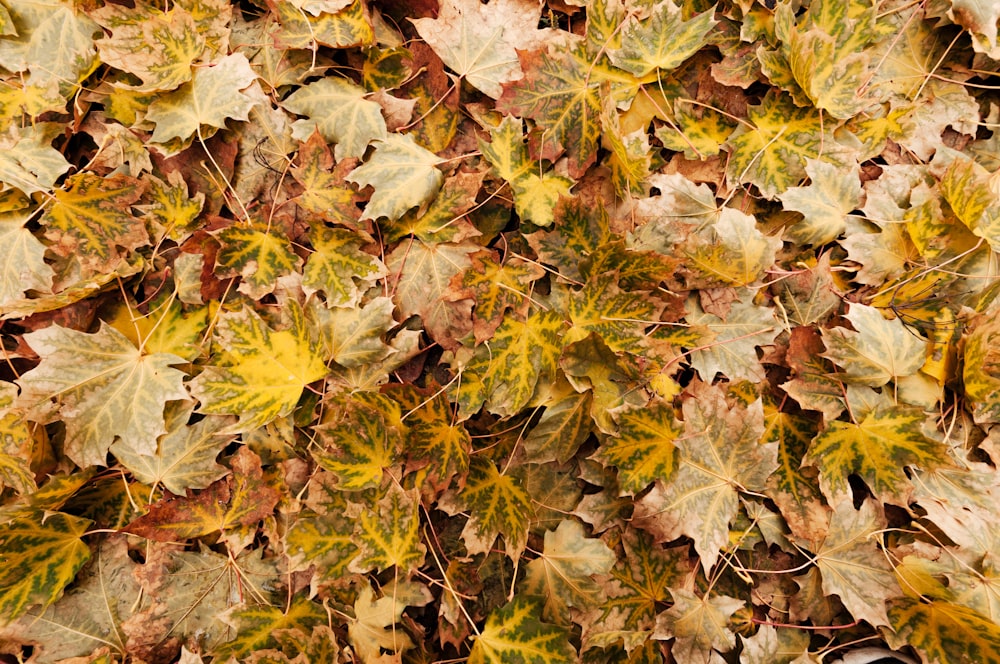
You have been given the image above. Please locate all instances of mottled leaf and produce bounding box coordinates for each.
[17,323,187,467]
[411,0,552,98]
[40,173,147,273]
[282,77,386,160]
[803,498,900,627]
[523,519,616,622]
[214,223,302,300]
[350,483,425,573]
[303,225,385,307]
[348,133,443,221]
[110,401,233,495]
[592,398,681,495]
[804,405,949,505]
[189,304,327,431]
[609,1,716,76]
[822,303,926,386]
[439,456,534,559]
[0,510,91,623]
[632,383,777,572]
[470,596,576,664]
[147,53,258,146]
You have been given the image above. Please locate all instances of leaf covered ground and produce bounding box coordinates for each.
[2,0,1000,661]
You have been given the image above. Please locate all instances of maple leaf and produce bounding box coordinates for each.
[527,197,610,282]
[109,401,234,496]
[632,383,777,572]
[40,172,148,273]
[146,53,258,146]
[189,303,327,432]
[455,308,564,417]
[387,383,470,495]
[802,498,900,627]
[302,225,385,308]
[725,89,845,198]
[90,0,209,92]
[269,0,373,49]
[479,115,575,227]
[592,398,682,495]
[563,275,663,354]
[762,406,829,545]
[125,446,279,549]
[685,295,780,383]
[17,322,188,468]
[215,596,326,660]
[0,537,143,661]
[804,405,949,505]
[585,526,692,651]
[1,1,99,92]
[312,392,403,490]
[386,238,476,350]
[439,456,534,559]
[523,519,616,623]
[348,133,443,221]
[349,483,426,573]
[608,1,717,76]
[889,596,1000,664]
[498,40,637,178]
[281,77,386,160]
[384,170,483,243]
[773,253,842,327]
[0,125,71,195]
[783,6,874,120]
[964,315,1000,424]
[681,207,781,288]
[469,596,576,664]
[138,172,205,243]
[214,223,302,300]
[524,382,593,464]
[288,132,362,227]
[0,383,37,495]
[657,589,744,662]
[310,296,396,368]
[450,249,544,342]
[0,510,91,623]
[348,581,431,662]
[0,207,52,307]
[821,303,926,386]
[411,0,553,98]
[286,481,358,584]
[779,159,862,246]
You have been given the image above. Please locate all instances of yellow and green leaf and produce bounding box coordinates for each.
[470,596,576,664]
[303,225,385,307]
[457,308,564,417]
[17,323,188,467]
[608,1,717,77]
[348,133,443,221]
[189,304,327,431]
[282,77,387,160]
[804,406,949,505]
[522,519,616,623]
[592,398,681,495]
[40,172,147,272]
[270,0,373,49]
[350,483,425,572]
[214,596,326,659]
[0,510,92,623]
[440,456,534,559]
[312,393,402,490]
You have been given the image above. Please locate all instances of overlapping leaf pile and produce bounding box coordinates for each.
[3,0,1000,661]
